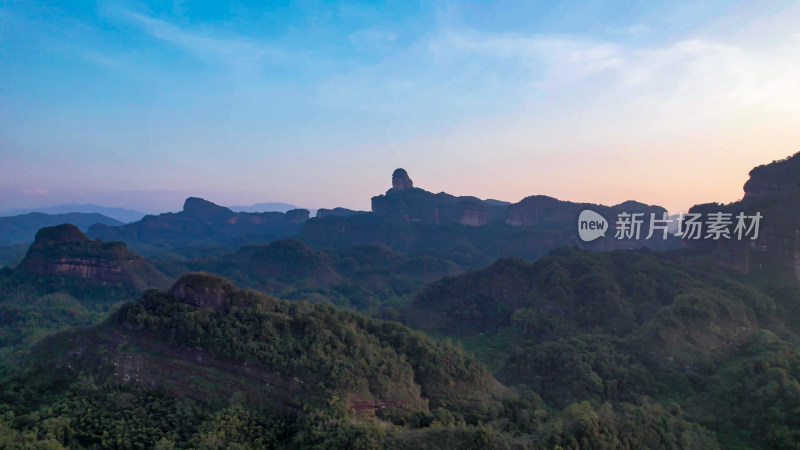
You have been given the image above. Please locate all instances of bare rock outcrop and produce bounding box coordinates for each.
[168,273,236,311]
[391,168,414,192]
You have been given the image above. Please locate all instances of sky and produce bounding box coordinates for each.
[1,0,799,214]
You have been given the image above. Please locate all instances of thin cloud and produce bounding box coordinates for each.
[118,10,288,71]
[348,28,398,51]
[424,28,800,119]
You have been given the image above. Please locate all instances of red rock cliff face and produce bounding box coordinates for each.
[504,196,569,226]
[21,256,127,282]
[458,201,488,227]
[17,224,169,289]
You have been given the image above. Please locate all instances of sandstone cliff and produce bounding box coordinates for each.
[689,152,800,279]
[17,224,169,290]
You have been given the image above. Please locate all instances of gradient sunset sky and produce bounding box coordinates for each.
[2,1,799,214]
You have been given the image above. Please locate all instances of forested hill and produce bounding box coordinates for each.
[1,272,721,449]
[404,248,800,447]
[21,272,501,415]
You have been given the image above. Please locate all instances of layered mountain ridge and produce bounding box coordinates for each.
[88,197,310,250]
[0,211,122,246]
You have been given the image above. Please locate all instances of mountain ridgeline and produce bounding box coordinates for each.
[0,211,122,246]
[88,197,310,255]
[301,169,679,264]
[2,155,800,448]
[80,169,679,262]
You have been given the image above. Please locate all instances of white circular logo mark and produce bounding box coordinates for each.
[578,210,608,241]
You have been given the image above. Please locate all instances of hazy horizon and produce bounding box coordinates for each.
[2,1,799,214]
[0,159,782,216]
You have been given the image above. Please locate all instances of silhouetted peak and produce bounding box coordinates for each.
[182,197,234,219]
[743,151,800,201]
[391,168,414,192]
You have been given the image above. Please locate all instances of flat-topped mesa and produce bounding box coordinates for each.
[391,168,414,192]
[17,224,169,289]
[283,209,311,223]
[88,197,309,246]
[182,197,235,221]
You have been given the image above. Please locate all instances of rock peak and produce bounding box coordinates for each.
[169,272,236,311]
[391,168,413,192]
[182,197,234,220]
[33,224,90,244]
[743,151,800,201]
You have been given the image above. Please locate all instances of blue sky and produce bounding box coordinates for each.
[1,0,799,213]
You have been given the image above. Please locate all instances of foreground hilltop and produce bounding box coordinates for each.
[4,272,716,448]
[29,272,500,412]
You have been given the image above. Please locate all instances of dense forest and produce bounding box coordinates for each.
[0,271,721,449]
[0,247,797,448]
[405,248,800,448]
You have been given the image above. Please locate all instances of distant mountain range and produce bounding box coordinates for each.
[79,169,679,262]
[0,203,146,223]
[0,212,122,247]
[228,202,298,213]
[88,197,311,254]
[300,168,680,264]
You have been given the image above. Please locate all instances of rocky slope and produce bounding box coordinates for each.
[15,224,169,290]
